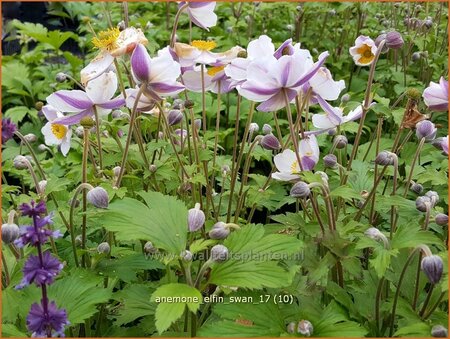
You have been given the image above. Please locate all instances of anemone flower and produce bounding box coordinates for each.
[423,77,448,111]
[237,51,329,112]
[80,27,148,85]
[179,2,217,31]
[307,97,368,135]
[183,64,233,94]
[41,105,72,156]
[130,44,185,101]
[47,71,125,125]
[306,67,346,102]
[272,135,320,181]
[349,35,378,66]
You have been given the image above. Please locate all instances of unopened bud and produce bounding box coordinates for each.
[431,325,448,338]
[210,244,229,262]
[1,222,20,244]
[297,320,313,337]
[290,181,310,198]
[424,19,433,29]
[75,126,84,138]
[38,180,47,194]
[249,122,259,133]
[323,154,337,168]
[97,242,110,254]
[37,144,48,152]
[87,187,109,209]
[188,203,205,232]
[262,124,272,135]
[117,20,126,31]
[416,120,437,141]
[412,52,421,62]
[168,109,183,126]
[144,241,157,254]
[385,31,404,49]
[209,222,230,240]
[375,33,389,53]
[55,72,67,83]
[111,109,122,119]
[375,151,396,166]
[416,196,432,212]
[113,166,121,177]
[13,155,30,170]
[421,254,443,284]
[75,235,82,246]
[222,165,231,176]
[80,116,95,129]
[181,250,193,262]
[340,93,351,104]
[260,134,281,151]
[410,182,423,194]
[237,51,248,58]
[35,101,44,111]
[194,119,202,130]
[23,133,37,143]
[425,190,439,207]
[334,135,348,149]
[184,99,195,109]
[435,213,448,226]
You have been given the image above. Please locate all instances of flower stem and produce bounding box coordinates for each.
[92,106,104,171]
[419,284,435,318]
[282,89,304,171]
[1,251,10,287]
[170,3,189,48]
[402,137,425,197]
[369,117,384,223]
[375,277,385,335]
[81,125,90,269]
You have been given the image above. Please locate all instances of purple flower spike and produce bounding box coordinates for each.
[17,251,63,289]
[14,215,59,248]
[27,299,69,337]
[131,43,152,83]
[20,201,47,218]
[2,118,17,143]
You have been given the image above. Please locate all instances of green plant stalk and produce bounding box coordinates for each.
[210,83,222,214]
[283,89,304,171]
[170,3,189,48]
[273,111,284,148]
[402,137,425,197]
[226,101,254,222]
[369,117,384,223]
[116,84,146,187]
[419,284,435,318]
[310,194,325,237]
[92,106,104,171]
[2,251,10,287]
[197,287,222,327]
[375,277,385,335]
[389,247,420,337]
[390,156,399,237]
[423,291,445,320]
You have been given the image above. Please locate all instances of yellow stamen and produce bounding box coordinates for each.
[92,27,120,51]
[207,65,225,76]
[191,40,216,51]
[51,124,67,140]
[356,44,375,64]
[290,160,299,173]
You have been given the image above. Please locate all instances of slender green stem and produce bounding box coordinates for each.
[369,117,384,223]
[402,137,425,197]
[170,3,189,48]
[423,291,445,320]
[92,106,104,171]
[375,277,385,335]
[2,251,10,287]
[419,284,435,317]
[81,125,91,268]
[282,89,304,171]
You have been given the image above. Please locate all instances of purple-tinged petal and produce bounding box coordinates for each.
[292,51,329,88]
[47,90,93,113]
[300,156,317,171]
[274,39,293,59]
[131,43,152,83]
[316,96,343,124]
[151,82,185,96]
[52,109,93,126]
[257,89,297,112]
[97,96,126,110]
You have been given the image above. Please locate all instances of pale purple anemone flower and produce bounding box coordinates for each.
[130,44,185,101]
[179,2,217,31]
[47,71,125,125]
[304,67,346,103]
[272,135,320,181]
[183,65,233,94]
[238,51,329,112]
[432,136,449,156]
[307,97,369,135]
[423,77,448,111]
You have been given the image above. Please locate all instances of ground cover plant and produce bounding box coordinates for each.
[1,1,449,337]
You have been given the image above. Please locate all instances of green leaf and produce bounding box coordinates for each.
[330,185,361,200]
[391,224,441,249]
[111,284,156,326]
[369,248,398,278]
[151,283,203,333]
[2,324,28,338]
[189,239,217,254]
[93,191,188,254]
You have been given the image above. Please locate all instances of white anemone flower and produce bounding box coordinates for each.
[41,105,72,156]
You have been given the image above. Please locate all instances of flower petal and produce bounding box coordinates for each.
[46,90,92,113]
[52,109,93,125]
[131,43,152,83]
[80,51,115,86]
[86,71,118,104]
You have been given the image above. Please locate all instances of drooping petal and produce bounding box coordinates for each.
[185,2,217,31]
[343,104,364,123]
[80,51,115,86]
[182,69,213,92]
[308,67,346,101]
[149,51,182,83]
[41,105,59,121]
[257,88,297,112]
[52,109,93,125]
[150,81,185,97]
[85,71,118,104]
[247,35,275,59]
[96,96,126,110]
[291,51,329,88]
[46,90,92,113]
[131,43,152,83]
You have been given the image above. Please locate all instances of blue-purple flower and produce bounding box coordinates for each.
[27,300,69,337]
[20,200,47,217]
[15,214,61,248]
[16,251,64,289]
[2,118,17,144]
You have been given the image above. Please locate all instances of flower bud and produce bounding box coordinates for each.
[111,109,122,119]
[340,93,351,104]
[210,244,229,263]
[431,325,448,338]
[222,165,231,176]
[23,133,37,143]
[80,116,95,129]
[87,187,109,209]
[1,222,20,244]
[144,241,157,254]
[168,109,183,126]
[37,144,48,152]
[172,99,184,110]
[375,151,396,166]
[97,242,110,254]
[425,190,439,207]
[262,124,272,135]
[416,196,432,212]
[184,99,195,109]
[290,181,310,198]
[249,122,259,133]
[209,221,230,240]
[421,255,443,284]
[188,203,205,232]
[287,322,296,334]
[410,182,423,194]
[375,33,389,53]
[424,19,433,29]
[13,155,30,170]
[260,134,281,151]
[416,120,437,141]
[297,320,313,337]
[117,20,126,31]
[75,235,82,246]
[385,31,404,49]
[323,154,337,168]
[334,135,348,149]
[412,52,421,62]
[38,180,47,194]
[435,213,448,226]
[181,250,193,262]
[75,126,84,138]
[237,51,248,58]
[194,119,202,130]
[113,166,121,178]
[328,9,336,16]
[35,101,44,111]
[55,72,67,83]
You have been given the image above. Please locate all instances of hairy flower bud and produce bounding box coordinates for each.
[75,235,82,246]
[410,182,423,194]
[249,122,259,133]
[416,120,437,141]
[334,135,348,149]
[435,213,448,226]
[188,203,205,232]
[144,241,157,254]
[323,154,337,168]
[111,109,122,119]
[37,144,48,152]
[38,180,47,194]
[262,124,272,135]
[375,151,396,166]
[80,116,95,129]
[168,109,183,126]
[260,134,281,151]
[431,325,448,338]
[375,33,389,53]
[412,52,421,62]
[222,165,231,176]
[75,126,84,138]
[421,255,443,284]
[237,51,248,58]
[97,242,111,254]
[55,72,67,83]
[416,196,432,212]
[290,181,310,198]
[210,244,229,263]
[13,155,30,170]
[385,31,404,49]
[209,221,230,240]
[287,322,296,334]
[194,119,202,130]
[184,99,195,109]
[425,190,439,207]
[424,19,433,29]
[2,222,20,244]
[113,166,121,178]
[297,320,313,337]
[35,101,44,111]
[181,250,193,262]
[87,187,109,209]
[24,133,37,143]
[172,99,184,110]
